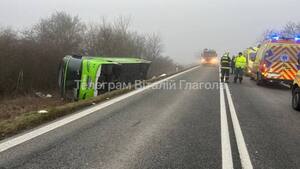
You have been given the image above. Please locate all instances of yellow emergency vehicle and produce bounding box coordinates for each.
[292,67,300,110]
[244,46,259,77]
[248,35,300,85]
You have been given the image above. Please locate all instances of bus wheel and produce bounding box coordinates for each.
[292,88,300,111]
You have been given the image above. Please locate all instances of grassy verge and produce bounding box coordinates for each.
[0,66,196,140]
[0,88,134,140]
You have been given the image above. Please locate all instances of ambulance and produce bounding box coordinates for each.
[291,62,300,110]
[244,46,259,77]
[248,35,300,85]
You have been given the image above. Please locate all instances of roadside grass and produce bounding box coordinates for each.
[0,87,133,140]
[0,67,195,140]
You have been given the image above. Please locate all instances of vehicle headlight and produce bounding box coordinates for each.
[211,58,218,63]
[267,73,280,78]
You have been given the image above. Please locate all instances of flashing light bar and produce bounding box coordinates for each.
[271,35,280,40]
[267,34,300,42]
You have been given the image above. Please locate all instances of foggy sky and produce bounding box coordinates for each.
[1,0,300,64]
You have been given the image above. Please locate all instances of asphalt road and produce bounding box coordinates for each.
[228,74,300,169]
[0,66,299,169]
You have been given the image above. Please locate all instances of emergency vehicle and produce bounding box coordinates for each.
[244,46,259,77]
[200,49,218,65]
[248,35,300,85]
[292,70,300,110]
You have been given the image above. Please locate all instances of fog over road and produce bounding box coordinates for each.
[0,66,299,169]
[3,0,300,64]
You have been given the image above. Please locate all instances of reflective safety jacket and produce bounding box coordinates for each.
[220,55,231,69]
[235,55,247,69]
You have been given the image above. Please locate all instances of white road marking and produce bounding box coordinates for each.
[0,66,200,153]
[219,69,234,169]
[225,84,253,169]
[220,83,234,169]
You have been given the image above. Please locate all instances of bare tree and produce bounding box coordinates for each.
[7,12,86,92]
[0,27,20,95]
[32,12,85,53]
[0,12,179,95]
[260,22,300,42]
[282,22,299,37]
[143,33,163,60]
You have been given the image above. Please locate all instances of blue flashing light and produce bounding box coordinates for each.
[266,33,280,41]
[270,35,280,41]
[266,33,300,42]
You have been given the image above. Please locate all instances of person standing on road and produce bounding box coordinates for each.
[234,52,247,83]
[220,52,231,83]
[231,55,236,74]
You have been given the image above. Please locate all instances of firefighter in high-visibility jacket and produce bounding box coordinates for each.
[220,52,231,83]
[234,52,247,83]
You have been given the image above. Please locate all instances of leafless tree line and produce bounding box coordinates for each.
[261,22,300,41]
[0,12,180,95]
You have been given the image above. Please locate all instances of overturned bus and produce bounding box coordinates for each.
[58,55,151,100]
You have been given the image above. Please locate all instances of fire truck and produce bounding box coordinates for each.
[200,49,218,65]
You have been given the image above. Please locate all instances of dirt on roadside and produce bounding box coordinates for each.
[0,92,67,121]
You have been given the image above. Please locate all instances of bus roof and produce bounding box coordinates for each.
[67,55,151,64]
